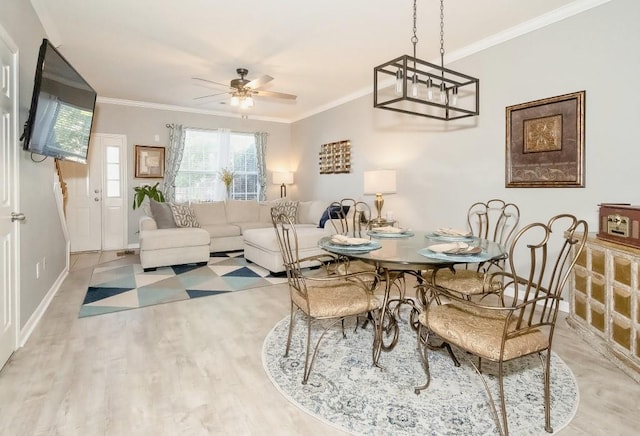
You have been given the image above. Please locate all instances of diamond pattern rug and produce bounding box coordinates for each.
[79,251,286,317]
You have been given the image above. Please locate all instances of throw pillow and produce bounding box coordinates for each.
[170,203,201,228]
[149,199,176,229]
[318,205,350,228]
[273,200,298,223]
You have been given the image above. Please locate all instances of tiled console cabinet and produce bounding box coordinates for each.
[568,234,640,382]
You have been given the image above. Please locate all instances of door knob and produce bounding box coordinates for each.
[11,212,26,222]
[94,189,100,194]
[94,198,100,202]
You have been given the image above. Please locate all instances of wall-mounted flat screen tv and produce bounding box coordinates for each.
[22,39,97,164]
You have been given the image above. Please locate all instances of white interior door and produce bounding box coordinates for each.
[61,133,126,252]
[61,140,102,252]
[0,27,19,370]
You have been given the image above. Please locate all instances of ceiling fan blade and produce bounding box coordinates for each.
[253,90,297,100]
[245,74,273,90]
[192,77,232,89]
[193,91,230,100]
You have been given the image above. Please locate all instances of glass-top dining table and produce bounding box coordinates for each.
[318,229,508,366]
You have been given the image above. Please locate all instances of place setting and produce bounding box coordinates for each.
[425,227,476,242]
[418,240,493,262]
[321,234,382,252]
[367,225,414,238]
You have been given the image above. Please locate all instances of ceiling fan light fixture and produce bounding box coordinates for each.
[373,0,479,121]
[230,94,240,106]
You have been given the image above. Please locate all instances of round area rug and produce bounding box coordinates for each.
[262,314,579,435]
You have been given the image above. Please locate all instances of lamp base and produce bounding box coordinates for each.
[280,184,287,198]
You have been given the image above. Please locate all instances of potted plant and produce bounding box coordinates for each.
[218,167,236,199]
[132,182,165,210]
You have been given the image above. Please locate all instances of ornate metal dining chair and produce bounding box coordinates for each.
[271,209,383,384]
[327,198,371,237]
[430,199,520,302]
[415,214,588,435]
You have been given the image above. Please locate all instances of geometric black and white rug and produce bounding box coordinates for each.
[79,251,286,317]
[262,313,579,435]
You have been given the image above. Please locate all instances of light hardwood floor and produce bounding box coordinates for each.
[0,251,638,435]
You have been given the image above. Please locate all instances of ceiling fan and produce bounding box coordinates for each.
[193,68,297,108]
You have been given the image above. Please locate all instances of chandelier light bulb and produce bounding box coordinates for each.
[411,74,419,98]
[451,87,458,106]
[426,78,433,101]
[395,69,403,95]
[439,82,447,104]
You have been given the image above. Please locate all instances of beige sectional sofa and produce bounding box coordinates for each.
[138,199,334,272]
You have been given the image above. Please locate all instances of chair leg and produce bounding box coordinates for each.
[414,323,432,393]
[543,351,553,433]
[284,302,296,358]
[498,360,509,436]
[302,317,313,384]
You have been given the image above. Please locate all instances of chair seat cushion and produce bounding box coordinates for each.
[292,280,382,319]
[434,269,486,295]
[420,303,549,361]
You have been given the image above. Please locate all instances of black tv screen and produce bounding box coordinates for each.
[22,39,96,164]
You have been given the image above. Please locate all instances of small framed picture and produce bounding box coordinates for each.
[506,91,585,188]
[135,145,165,178]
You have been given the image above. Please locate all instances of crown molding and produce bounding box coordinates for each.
[96,97,291,124]
[292,0,612,123]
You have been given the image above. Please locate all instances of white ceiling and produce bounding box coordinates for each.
[31,0,602,123]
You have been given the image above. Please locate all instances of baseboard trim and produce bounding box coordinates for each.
[18,267,69,347]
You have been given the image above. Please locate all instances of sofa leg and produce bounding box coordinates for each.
[196,261,208,267]
[143,267,157,272]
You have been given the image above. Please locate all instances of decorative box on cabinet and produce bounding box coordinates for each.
[568,234,640,382]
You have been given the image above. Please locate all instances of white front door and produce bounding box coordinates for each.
[61,133,126,252]
[99,134,127,250]
[0,27,19,370]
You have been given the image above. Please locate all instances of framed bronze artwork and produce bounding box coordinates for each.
[135,145,165,178]
[505,91,585,188]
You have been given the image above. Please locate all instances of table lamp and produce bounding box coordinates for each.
[363,170,396,225]
[273,171,294,198]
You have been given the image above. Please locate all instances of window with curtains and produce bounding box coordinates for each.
[174,128,258,203]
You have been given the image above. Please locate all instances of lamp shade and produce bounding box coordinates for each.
[273,171,294,185]
[363,170,396,194]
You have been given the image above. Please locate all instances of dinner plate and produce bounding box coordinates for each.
[367,230,414,238]
[426,232,475,242]
[325,240,382,251]
[433,228,472,237]
[369,226,407,234]
[330,236,371,246]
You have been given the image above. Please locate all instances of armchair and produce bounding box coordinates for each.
[415,214,588,435]
[271,209,383,384]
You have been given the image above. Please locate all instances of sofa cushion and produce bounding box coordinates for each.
[191,201,227,225]
[226,199,260,223]
[297,200,329,225]
[170,203,200,228]
[150,199,176,229]
[236,222,272,233]
[244,226,332,252]
[199,223,242,238]
[140,228,209,250]
[259,200,279,223]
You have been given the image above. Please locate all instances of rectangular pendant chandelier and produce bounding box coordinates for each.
[374,55,479,121]
[373,0,479,121]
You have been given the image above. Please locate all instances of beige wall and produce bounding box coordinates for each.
[291,0,640,235]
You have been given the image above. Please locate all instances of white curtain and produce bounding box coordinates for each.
[164,123,186,202]
[255,132,268,201]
